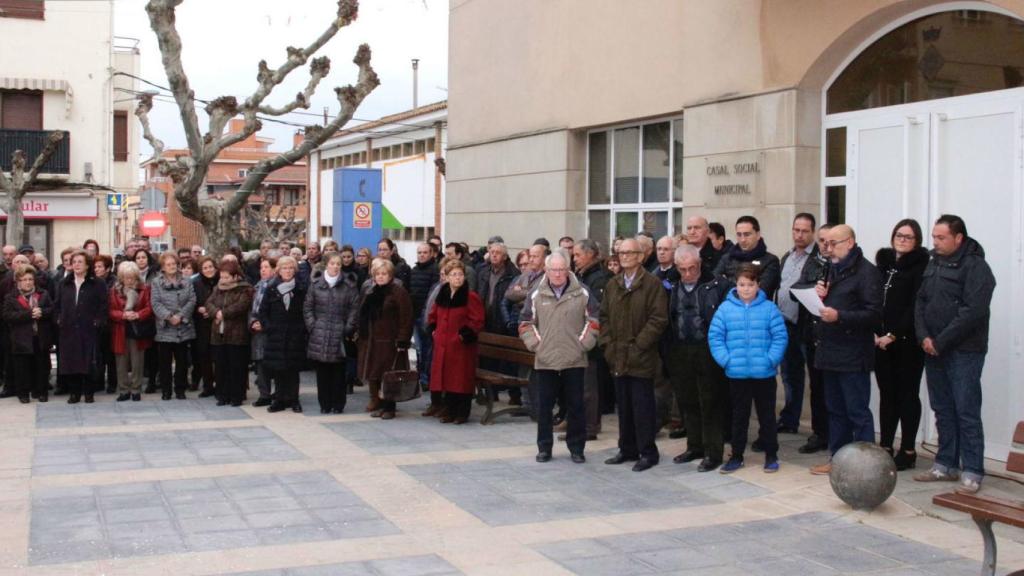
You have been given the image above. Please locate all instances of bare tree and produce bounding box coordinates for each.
[242,204,305,246]
[0,131,66,246]
[136,0,378,257]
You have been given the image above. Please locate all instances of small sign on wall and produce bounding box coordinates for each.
[703,152,766,209]
[353,202,373,229]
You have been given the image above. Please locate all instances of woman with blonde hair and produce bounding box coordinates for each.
[357,258,413,419]
[257,255,308,413]
[108,261,154,401]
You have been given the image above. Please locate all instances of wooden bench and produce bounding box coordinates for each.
[933,421,1024,576]
[475,332,533,425]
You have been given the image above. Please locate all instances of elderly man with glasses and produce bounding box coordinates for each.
[809,224,883,476]
[600,238,668,472]
[519,250,600,463]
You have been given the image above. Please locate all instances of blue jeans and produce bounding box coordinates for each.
[925,351,986,482]
[778,322,806,429]
[413,318,433,387]
[823,370,874,456]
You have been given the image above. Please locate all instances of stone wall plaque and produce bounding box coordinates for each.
[702,152,765,208]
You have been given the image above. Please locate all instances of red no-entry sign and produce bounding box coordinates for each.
[140,211,168,237]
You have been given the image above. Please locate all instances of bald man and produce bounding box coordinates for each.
[808,225,882,476]
[686,216,724,270]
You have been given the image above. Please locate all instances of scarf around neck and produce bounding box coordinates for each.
[277,278,296,310]
[218,277,239,292]
[728,237,768,263]
[324,271,340,288]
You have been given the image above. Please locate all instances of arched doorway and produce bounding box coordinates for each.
[822,5,1024,461]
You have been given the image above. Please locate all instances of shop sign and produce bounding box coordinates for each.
[0,194,98,219]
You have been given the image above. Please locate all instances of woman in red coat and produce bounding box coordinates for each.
[109,261,154,401]
[427,259,484,424]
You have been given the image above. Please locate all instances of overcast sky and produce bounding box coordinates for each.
[113,0,448,153]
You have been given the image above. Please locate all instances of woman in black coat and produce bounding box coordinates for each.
[56,250,109,404]
[874,219,929,470]
[192,256,219,397]
[3,265,54,403]
[257,256,308,413]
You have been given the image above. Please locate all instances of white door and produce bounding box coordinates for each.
[826,89,1024,461]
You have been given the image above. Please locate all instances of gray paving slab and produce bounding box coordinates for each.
[532,512,980,575]
[324,410,536,454]
[222,554,462,575]
[35,398,251,428]
[28,471,399,565]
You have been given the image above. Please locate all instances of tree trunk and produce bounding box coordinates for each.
[199,202,240,259]
[1,195,23,246]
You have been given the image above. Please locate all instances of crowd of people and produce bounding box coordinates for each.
[0,210,995,494]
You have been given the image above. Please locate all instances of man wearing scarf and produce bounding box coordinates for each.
[808,224,883,476]
[713,215,781,299]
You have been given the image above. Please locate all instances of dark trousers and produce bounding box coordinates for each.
[271,369,300,405]
[614,376,659,461]
[214,344,249,404]
[11,339,50,398]
[413,318,433,387]
[729,377,778,459]
[536,367,586,455]
[778,322,806,429]
[96,330,117,392]
[144,346,158,386]
[805,344,828,441]
[823,370,875,456]
[925,351,986,480]
[66,374,94,397]
[192,338,215,392]
[314,360,347,411]
[667,342,724,460]
[583,358,602,435]
[444,392,472,420]
[596,350,615,414]
[876,340,925,452]
[158,341,190,395]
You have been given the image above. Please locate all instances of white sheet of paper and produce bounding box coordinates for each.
[791,287,824,317]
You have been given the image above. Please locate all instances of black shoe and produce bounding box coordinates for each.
[131,394,141,402]
[268,401,288,413]
[198,389,215,398]
[777,424,799,434]
[38,394,48,403]
[668,427,687,439]
[161,393,172,401]
[751,439,765,453]
[673,449,705,464]
[105,385,116,394]
[536,452,552,463]
[216,400,228,406]
[175,392,187,400]
[252,397,272,407]
[571,453,586,464]
[230,400,243,407]
[84,395,94,404]
[320,407,330,414]
[798,437,827,454]
[292,403,303,413]
[331,407,344,414]
[18,396,30,404]
[697,457,722,472]
[116,394,131,402]
[144,384,157,394]
[68,394,80,404]
[604,452,638,465]
[893,450,917,471]
[632,458,657,472]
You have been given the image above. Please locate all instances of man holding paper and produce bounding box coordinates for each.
[808,225,883,476]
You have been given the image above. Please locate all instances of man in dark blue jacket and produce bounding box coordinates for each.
[913,215,995,494]
[809,225,882,476]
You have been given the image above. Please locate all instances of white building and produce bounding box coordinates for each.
[0,0,140,257]
[307,101,446,263]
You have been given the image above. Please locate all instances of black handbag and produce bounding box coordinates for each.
[126,317,156,340]
[380,351,421,402]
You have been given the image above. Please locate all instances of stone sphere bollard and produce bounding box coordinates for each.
[829,442,898,510]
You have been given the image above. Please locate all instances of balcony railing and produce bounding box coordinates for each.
[0,129,70,175]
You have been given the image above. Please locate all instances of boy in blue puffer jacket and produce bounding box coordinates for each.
[708,264,788,473]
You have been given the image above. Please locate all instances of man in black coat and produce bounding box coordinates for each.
[475,241,521,404]
[573,238,613,437]
[809,225,882,476]
[713,215,781,298]
[409,243,439,390]
[913,215,995,494]
[686,216,725,272]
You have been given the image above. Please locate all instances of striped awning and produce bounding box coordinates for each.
[0,77,73,116]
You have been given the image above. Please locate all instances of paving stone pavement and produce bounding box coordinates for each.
[0,372,1020,575]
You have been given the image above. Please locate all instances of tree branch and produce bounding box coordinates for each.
[145,0,205,160]
[225,42,378,216]
[23,131,65,185]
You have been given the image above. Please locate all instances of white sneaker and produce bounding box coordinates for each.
[913,468,959,482]
[955,477,981,495]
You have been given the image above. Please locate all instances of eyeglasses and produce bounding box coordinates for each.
[894,233,916,242]
[548,268,569,273]
[825,237,852,248]
[616,250,642,256]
